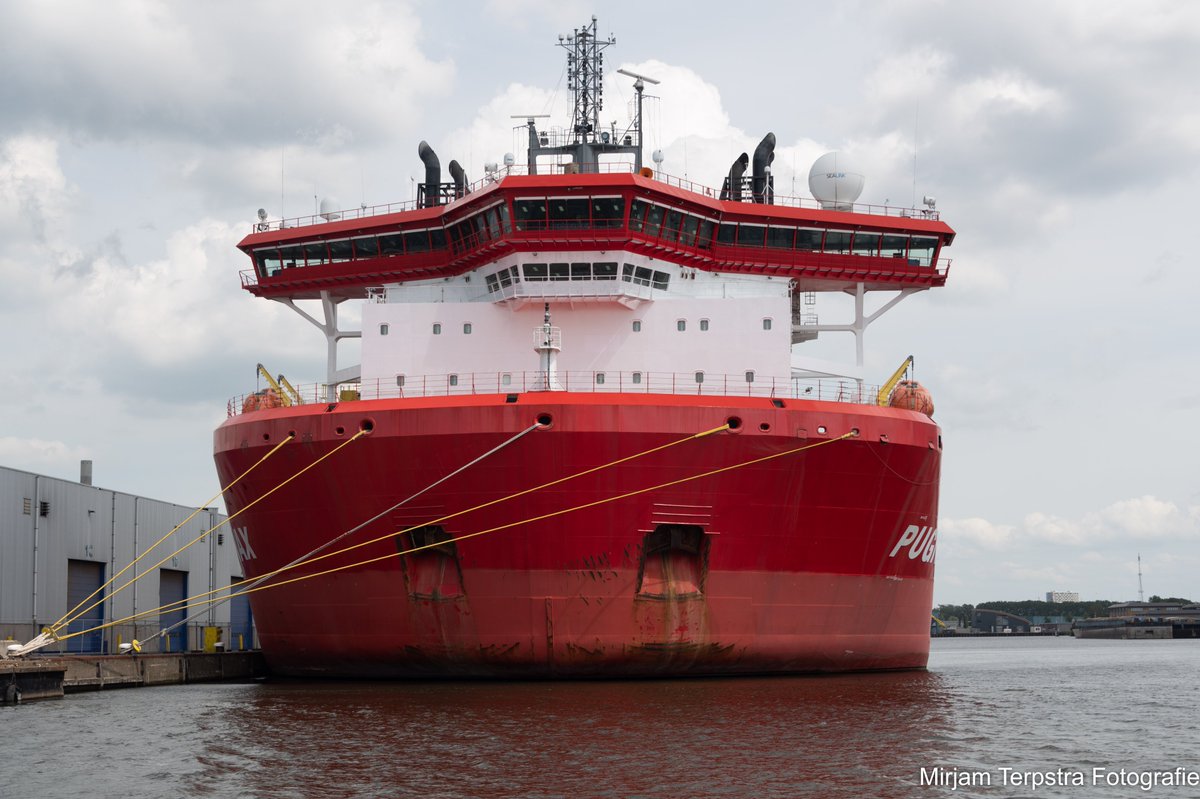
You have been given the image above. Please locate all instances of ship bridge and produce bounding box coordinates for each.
[236,170,954,302]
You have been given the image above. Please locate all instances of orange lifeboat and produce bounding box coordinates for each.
[242,388,282,413]
[888,380,934,417]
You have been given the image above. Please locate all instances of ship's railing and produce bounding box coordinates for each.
[248,165,938,234]
[226,372,882,417]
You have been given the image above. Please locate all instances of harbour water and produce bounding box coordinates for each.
[6,637,1199,798]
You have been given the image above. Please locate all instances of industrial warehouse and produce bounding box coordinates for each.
[1,462,254,656]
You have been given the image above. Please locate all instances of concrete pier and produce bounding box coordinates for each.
[2,652,267,703]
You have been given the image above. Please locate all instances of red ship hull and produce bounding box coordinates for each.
[213,393,941,678]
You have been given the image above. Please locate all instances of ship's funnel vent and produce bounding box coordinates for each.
[719,153,749,201]
[418,140,441,208]
[448,160,467,199]
[752,132,776,204]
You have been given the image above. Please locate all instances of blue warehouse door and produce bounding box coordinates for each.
[66,560,105,653]
[229,577,254,651]
[159,568,188,653]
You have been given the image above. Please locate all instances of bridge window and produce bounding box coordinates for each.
[795,228,823,251]
[429,229,447,250]
[881,234,909,259]
[497,203,512,234]
[643,204,665,237]
[486,273,499,293]
[513,198,547,231]
[851,231,881,257]
[473,214,492,244]
[379,233,404,256]
[592,196,625,228]
[629,200,648,232]
[352,236,379,258]
[571,262,591,280]
[484,208,502,239]
[679,215,700,246]
[593,261,618,280]
[696,219,715,249]
[254,248,282,277]
[548,197,589,229]
[404,230,430,253]
[716,223,736,245]
[824,230,851,254]
[661,209,683,243]
[279,244,302,268]
[524,263,548,281]
[547,262,569,281]
[767,226,794,249]
[328,239,352,262]
[737,224,766,247]
[303,242,328,266]
[910,236,938,267]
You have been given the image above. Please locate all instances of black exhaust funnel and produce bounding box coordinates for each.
[720,152,750,201]
[418,140,441,207]
[752,132,775,204]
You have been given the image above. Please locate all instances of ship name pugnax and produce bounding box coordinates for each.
[889,524,937,562]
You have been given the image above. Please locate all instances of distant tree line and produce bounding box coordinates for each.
[934,596,1193,626]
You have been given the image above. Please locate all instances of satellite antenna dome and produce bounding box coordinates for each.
[256,208,268,221]
[484,161,498,173]
[808,152,865,211]
[503,152,516,167]
[652,149,664,165]
[318,197,342,222]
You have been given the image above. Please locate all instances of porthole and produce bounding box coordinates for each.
[677,319,686,332]
[596,372,606,385]
[432,323,442,335]
[449,374,459,387]
[334,426,346,436]
[632,372,643,384]
[632,320,642,332]
[762,318,773,330]
[759,422,771,432]
[463,322,473,334]
[745,370,755,383]
[379,323,389,336]
[396,375,406,387]
[700,319,710,331]
[817,425,827,435]
[694,371,704,383]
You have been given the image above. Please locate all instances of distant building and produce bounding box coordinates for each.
[1046,591,1080,603]
[972,608,1033,633]
[1,462,253,655]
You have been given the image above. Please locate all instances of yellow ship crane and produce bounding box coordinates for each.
[256,363,302,407]
[876,354,914,406]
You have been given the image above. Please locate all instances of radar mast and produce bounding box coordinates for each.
[523,16,653,174]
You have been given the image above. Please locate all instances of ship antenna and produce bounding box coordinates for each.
[522,17,655,174]
[1138,553,1144,602]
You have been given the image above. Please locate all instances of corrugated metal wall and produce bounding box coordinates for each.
[0,466,245,652]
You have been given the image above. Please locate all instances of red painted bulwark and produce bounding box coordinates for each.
[213,393,941,678]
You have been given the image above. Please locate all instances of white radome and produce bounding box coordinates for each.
[808,152,865,210]
[318,197,342,222]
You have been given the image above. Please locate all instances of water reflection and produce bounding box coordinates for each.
[187,671,953,798]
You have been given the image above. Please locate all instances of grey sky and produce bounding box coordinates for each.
[1,0,1197,604]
